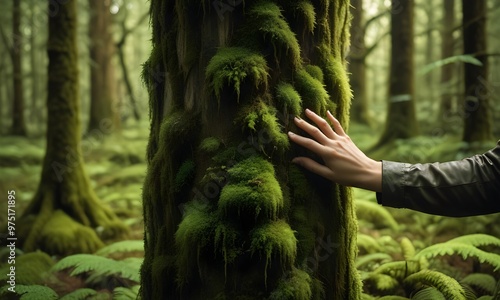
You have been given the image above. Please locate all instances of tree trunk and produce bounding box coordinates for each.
[18,0,127,256]
[140,1,360,299]
[87,0,120,133]
[374,0,418,148]
[348,0,371,126]
[439,0,456,122]
[10,0,27,136]
[30,0,41,133]
[462,0,492,142]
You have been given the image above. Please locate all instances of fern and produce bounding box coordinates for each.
[411,287,446,300]
[378,296,409,300]
[51,254,141,283]
[478,296,493,300]
[404,270,466,300]
[356,253,393,269]
[373,261,420,280]
[113,285,140,300]
[0,284,59,300]
[448,234,500,248]
[357,233,381,254]
[60,288,97,300]
[95,240,144,257]
[400,237,415,260]
[355,200,399,230]
[461,274,497,296]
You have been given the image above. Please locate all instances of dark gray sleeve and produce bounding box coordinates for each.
[376,142,500,217]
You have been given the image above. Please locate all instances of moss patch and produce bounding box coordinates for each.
[276,82,302,116]
[268,268,313,300]
[294,68,329,114]
[0,251,54,287]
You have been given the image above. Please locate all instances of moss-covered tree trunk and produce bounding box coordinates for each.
[140,1,360,299]
[462,0,492,142]
[374,0,418,148]
[348,0,371,126]
[10,0,27,136]
[87,0,120,133]
[438,0,456,123]
[18,0,127,256]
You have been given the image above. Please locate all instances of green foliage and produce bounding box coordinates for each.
[404,270,466,300]
[174,159,196,192]
[304,65,324,83]
[200,137,222,153]
[411,287,447,300]
[0,285,58,300]
[95,240,144,257]
[400,237,415,260]
[378,296,409,300]
[113,285,140,300]
[59,288,97,300]
[414,234,500,271]
[418,54,483,75]
[294,68,329,114]
[357,233,381,254]
[295,1,316,33]
[206,47,268,102]
[287,165,310,202]
[51,254,141,283]
[250,220,297,283]
[355,200,399,230]
[372,261,420,281]
[268,268,313,300]
[219,156,284,220]
[276,82,302,116]
[461,274,497,296]
[355,253,392,269]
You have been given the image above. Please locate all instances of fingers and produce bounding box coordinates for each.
[293,116,331,146]
[326,110,346,137]
[304,109,337,139]
[292,157,334,180]
[288,131,327,155]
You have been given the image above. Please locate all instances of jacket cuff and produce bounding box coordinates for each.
[376,160,410,208]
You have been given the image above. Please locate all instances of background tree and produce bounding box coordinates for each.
[462,0,492,142]
[87,0,120,133]
[438,0,456,123]
[18,0,127,256]
[10,0,27,136]
[373,0,418,149]
[140,0,360,299]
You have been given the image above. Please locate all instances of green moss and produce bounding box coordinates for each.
[294,68,329,114]
[305,65,324,83]
[250,220,297,283]
[276,82,302,116]
[174,160,196,192]
[287,165,310,202]
[296,1,316,33]
[206,47,268,102]
[214,221,241,276]
[218,156,284,220]
[0,251,54,287]
[290,206,315,264]
[237,99,289,153]
[200,137,222,153]
[245,2,302,69]
[269,268,312,300]
[175,202,217,284]
[39,210,104,255]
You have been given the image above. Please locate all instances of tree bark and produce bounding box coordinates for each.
[10,0,27,136]
[374,0,418,148]
[18,0,127,256]
[439,0,456,122]
[87,0,120,133]
[348,0,371,126]
[140,1,360,299]
[462,0,492,142]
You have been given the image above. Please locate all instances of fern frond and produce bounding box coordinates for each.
[373,261,420,280]
[355,200,399,230]
[411,287,446,300]
[461,273,497,296]
[113,285,140,300]
[51,254,141,283]
[378,296,409,300]
[477,296,493,300]
[414,243,500,271]
[447,234,500,248]
[355,253,392,269]
[404,270,466,300]
[370,273,399,291]
[400,237,415,260]
[0,285,59,300]
[95,240,144,257]
[357,233,381,254]
[60,288,97,299]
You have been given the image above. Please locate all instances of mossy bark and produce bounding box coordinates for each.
[87,0,120,133]
[462,0,493,143]
[373,0,418,149]
[18,0,127,256]
[141,1,360,299]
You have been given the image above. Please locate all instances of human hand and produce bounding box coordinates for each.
[288,109,382,192]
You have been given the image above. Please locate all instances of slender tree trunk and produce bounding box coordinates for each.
[140,1,360,299]
[439,0,456,122]
[30,0,40,132]
[374,0,418,148]
[10,0,27,136]
[348,0,371,126]
[424,2,436,102]
[18,0,127,256]
[462,0,492,142]
[87,0,120,133]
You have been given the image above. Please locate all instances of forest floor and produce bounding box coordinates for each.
[0,120,499,298]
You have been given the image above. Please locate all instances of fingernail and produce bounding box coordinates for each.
[288,131,294,136]
[305,108,312,114]
[327,110,332,116]
[294,116,301,122]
